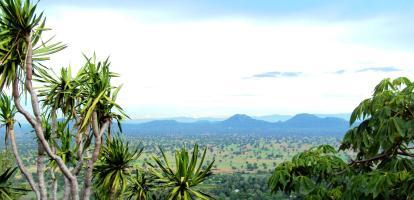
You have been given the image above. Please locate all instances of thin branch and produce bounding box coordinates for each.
[12,78,36,126]
[99,119,110,138]
[8,126,40,199]
[349,153,388,165]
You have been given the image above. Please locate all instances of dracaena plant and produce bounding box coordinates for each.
[93,135,143,200]
[125,170,157,200]
[149,144,215,200]
[0,0,65,90]
[77,54,127,132]
[0,0,69,199]
[0,1,128,199]
[75,55,128,199]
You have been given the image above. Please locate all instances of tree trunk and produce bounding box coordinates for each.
[8,126,40,199]
[73,122,84,176]
[37,142,48,199]
[81,112,110,200]
[81,151,94,200]
[50,168,58,200]
[81,112,101,200]
[63,177,71,200]
[50,110,58,200]
[14,35,79,199]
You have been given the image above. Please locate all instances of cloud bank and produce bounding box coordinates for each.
[249,71,303,79]
[356,67,401,73]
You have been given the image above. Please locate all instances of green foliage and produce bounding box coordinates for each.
[0,167,29,199]
[269,77,414,200]
[149,144,215,200]
[0,149,13,172]
[78,54,127,130]
[35,66,79,115]
[343,77,414,161]
[0,92,17,143]
[45,120,76,169]
[125,170,156,200]
[0,0,65,90]
[269,145,347,199]
[205,173,283,200]
[93,135,143,199]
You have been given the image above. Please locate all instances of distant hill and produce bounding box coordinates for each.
[282,113,348,128]
[126,113,350,124]
[122,113,349,137]
[221,114,270,127]
[10,113,350,138]
[252,114,292,122]
[315,113,351,121]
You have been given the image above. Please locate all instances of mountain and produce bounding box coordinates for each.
[123,113,349,137]
[11,113,350,137]
[221,114,269,127]
[126,113,350,124]
[253,114,292,122]
[315,113,351,121]
[283,113,348,128]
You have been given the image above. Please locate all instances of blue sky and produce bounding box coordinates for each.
[39,0,414,119]
[41,0,414,22]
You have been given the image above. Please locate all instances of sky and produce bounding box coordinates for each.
[37,0,414,119]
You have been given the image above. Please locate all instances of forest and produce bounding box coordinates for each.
[0,0,413,200]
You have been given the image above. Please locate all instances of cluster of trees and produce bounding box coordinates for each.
[269,77,414,199]
[0,0,215,199]
[205,173,284,200]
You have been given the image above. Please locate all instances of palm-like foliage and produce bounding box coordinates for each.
[0,0,41,89]
[125,170,156,200]
[45,120,76,168]
[149,144,215,200]
[93,135,143,199]
[0,92,17,142]
[0,0,65,90]
[78,55,127,130]
[35,66,80,115]
[0,167,29,199]
[55,121,76,165]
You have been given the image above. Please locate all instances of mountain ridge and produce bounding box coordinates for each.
[126,113,351,123]
[122,113,349,137]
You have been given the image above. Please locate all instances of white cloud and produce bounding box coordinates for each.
[43,6,414,118]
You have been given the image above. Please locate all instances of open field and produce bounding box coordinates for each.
[10,134,343,199]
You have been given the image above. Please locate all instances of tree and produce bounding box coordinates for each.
[149,144,215,200]
[0,1,127,199]
[35,55,127,200]
[78,55,127,200]
[269,77,414,200]
[93,135,143,200]
[0,0,70,199]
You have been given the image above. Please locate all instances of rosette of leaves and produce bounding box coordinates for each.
[148,144,215,200]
